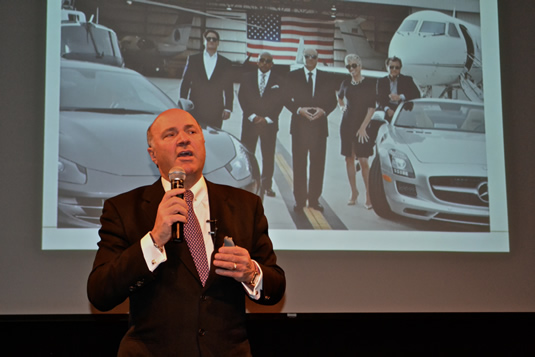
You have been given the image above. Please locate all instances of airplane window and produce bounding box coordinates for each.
[398,20,417,32]
[448,23,460,38]
[419,21,446,35]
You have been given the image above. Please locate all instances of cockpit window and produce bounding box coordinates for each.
[448,23,460,38]
[419,21,446,35]
[399,20,418,32]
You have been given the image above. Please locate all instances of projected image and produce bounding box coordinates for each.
[44,0,508,251]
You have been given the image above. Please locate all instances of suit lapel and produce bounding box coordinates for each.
[204,181,234,286]
[140,179,164,228]
[264,72,275,97]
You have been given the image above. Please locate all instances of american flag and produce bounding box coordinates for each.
[246,12,335,65]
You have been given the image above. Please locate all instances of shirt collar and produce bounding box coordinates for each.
[204,50,218,59]
[304,67,317,76]
[161,175,207,200]
[258,69,271,78]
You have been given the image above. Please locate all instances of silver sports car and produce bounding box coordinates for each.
[369,98,489,226]
[58,59,260,228]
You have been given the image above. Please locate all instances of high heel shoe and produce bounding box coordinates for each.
[348,193,358,206]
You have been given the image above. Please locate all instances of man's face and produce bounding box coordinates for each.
[388,60,401,78]
[303,49,318,71]
[147,109,206,184]
[204,31,219,51]
[257,54,273,73]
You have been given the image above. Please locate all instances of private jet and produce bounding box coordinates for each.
[389,10,483,101]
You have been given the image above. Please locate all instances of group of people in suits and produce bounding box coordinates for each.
[178,29,421,214]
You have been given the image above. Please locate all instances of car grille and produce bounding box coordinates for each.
[429,176,488,207]
[73,197,106,225]
[396,181,417,197]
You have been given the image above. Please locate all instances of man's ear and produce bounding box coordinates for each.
[147,147,158,167]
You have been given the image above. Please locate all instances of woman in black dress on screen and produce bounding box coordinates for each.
[337,54,376,209]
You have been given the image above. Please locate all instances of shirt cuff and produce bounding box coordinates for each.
[242,260,263,300]
[141,232,167,272]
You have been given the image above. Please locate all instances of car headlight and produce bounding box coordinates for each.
[58,157,87,184]
[388,149,415,178]
[225,137,252,181]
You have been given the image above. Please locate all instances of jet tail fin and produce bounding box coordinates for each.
[295,37,305,65]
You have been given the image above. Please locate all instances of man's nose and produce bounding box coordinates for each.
[176,132,190,145]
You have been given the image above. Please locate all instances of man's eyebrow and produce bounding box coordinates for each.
[184,124,199,131]
[161,127,177,136]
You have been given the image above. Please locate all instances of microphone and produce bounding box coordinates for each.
[169,166,186,243]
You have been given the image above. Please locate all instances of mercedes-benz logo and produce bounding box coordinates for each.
[477,181,489,203]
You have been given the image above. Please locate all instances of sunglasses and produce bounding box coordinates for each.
[389,65,401,70]
[205,36,219,42]
[304,54,318,60]
[258,58,273,64]
[345,63,360,70]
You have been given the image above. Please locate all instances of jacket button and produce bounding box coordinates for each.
[198,329,206,336]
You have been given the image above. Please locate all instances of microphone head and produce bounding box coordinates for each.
[169,166,186,181]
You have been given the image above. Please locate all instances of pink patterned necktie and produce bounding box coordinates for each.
[184,190,209,286]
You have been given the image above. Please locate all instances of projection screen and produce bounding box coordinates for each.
[42,0,508,254]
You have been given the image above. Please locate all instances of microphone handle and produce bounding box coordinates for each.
[171,180,184,243]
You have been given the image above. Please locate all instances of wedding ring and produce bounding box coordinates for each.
[233,263,237,270]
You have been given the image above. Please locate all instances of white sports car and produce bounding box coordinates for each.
[369,98,489,226]
[58,59,260,228]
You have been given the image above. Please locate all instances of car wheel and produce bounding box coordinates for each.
[369,156,395,219]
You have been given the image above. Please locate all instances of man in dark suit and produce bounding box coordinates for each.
[87,108,285,356]
[238,52,284,197]
[284,48,338,213]
[376,56,421,122]
[180,29,234,128]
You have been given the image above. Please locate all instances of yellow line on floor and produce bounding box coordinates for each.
[275,153,332,230]
[304,207,332,230]
[275,153,293,186]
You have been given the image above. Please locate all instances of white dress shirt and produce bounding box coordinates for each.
[203,50,217,80]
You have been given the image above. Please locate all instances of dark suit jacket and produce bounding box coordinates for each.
[180,53,234,128]
[284,68,338,138]
[376,73,420,114]
[238,70,284,132]
[87,179,285,357]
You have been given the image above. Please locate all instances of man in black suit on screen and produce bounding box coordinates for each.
[376,56,421,122]
[284,48,338,213]
[238,51,284,197]
[180,29,234,128]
